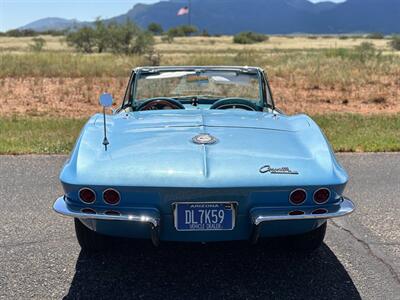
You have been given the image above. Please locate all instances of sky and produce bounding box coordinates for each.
[0,0,345,32]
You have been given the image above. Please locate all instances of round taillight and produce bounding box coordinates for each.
[79,188,96,204]
[313,188,330,204]
[103,189,120,205]
[289,189,307,205]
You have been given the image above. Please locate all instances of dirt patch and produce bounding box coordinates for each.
[0,77,399,117]
[270,77,400,115]
[0,77,127,117]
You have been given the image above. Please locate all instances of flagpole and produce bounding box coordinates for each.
[188,0,191,26]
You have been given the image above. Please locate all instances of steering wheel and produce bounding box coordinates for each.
[137,98,185,111]
[210,98,261,111]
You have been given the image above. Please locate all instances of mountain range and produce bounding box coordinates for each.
[19,0,400,34]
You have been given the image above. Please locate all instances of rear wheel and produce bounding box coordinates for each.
[286,221,327,253]
[74,218,109,252]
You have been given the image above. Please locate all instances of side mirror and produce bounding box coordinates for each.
[99,93,113,107]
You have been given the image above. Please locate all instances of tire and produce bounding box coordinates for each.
[74,218,109,252]
[286,221,327,253]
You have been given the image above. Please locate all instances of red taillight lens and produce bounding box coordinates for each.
[79,188,96,204]
[312,208,328,215]
[289,210,305,216]
[105,210,121,216]
[314,188,330,204]
[81,208,96,214]
[289,189,307,205]
[103,189,120,205]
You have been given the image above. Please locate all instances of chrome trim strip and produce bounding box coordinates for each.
[102,188,121,206]
[78,187,96,204]
[252,197,355,226]
[313,188,331,205]
[289,188,307,206]
[53,196,159,228]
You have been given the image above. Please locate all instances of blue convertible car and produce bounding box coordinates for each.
[54,66,355,252]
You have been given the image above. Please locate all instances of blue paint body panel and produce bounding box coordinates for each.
[59,98,349,242]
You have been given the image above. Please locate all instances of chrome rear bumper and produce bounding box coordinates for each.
[53,196,161,245]
[251,197,355,226]
[54,196,354,245]
[250,197,355,243]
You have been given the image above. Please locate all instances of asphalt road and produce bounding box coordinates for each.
[0,154,399,299]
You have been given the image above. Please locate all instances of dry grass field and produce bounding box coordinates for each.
[0,35,399,117]
[0,35,397,52]
[0,34,399,153]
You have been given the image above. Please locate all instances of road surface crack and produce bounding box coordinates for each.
[331,220,400,286]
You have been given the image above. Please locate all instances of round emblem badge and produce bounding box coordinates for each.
[192,134,217,145]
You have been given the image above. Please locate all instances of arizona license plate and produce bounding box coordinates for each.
[174,202,235,231]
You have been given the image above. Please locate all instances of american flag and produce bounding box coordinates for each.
[177,6,189,16]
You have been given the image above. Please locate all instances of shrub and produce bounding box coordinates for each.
[338,35,350,40]
[41,29,66,36]
[356,42,376,52]
[144,49,161,66]
[167,25,198,38]
[389,36,400,51]
[324,42,381,63]
[367,32,385,39]
[147,23,163,35]
[5,29,37,37]
[161,35,174,43]
[233,32,269,44]
[354,42,381,63]
[29,37,46,52]
[201,29,210,37]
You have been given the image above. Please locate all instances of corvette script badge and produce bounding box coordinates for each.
[259,165,299,175]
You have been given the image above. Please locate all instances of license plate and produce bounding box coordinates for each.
[174,202,235,231]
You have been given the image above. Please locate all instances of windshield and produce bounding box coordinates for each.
[133,70,262,103]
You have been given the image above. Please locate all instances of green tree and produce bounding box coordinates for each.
[147,23,163,35]
[66,27,96,53]
[94,18,110,53]
[108,20,140,54]
[132,31,155,55]
[107,20,154,55]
